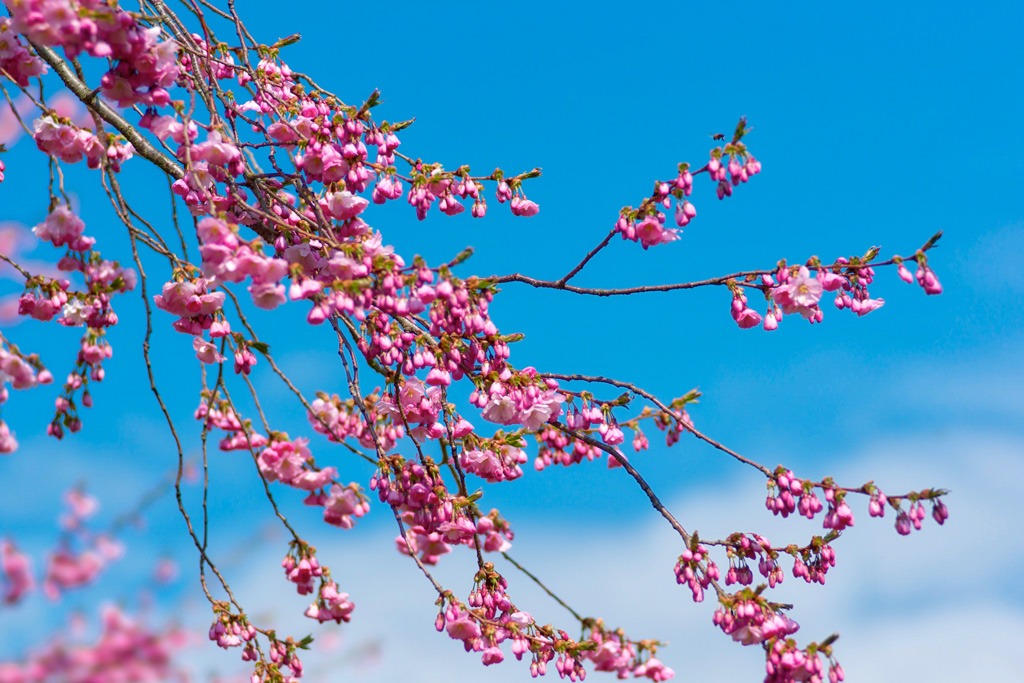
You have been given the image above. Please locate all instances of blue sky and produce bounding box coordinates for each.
[1,0,1022,680]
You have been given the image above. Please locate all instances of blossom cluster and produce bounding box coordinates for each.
[5,205,136,448]
[308,391,397,452]
[438,565,673,680]
[195,394,370,530]
[209,603,310,682]
[616,134,762,250]
[0,334,52,453]
[0,605,187,683]
[531,393,696,471]
[0,16,46,85]
[1,538,33,602]
[767,467,949,537]
[371,455,513,565]
[6,0,179,107]
[32,114,134,170]
[281,543,356,625]
[728,248,944,332]
[673,543,719,603]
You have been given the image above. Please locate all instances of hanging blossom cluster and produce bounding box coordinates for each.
[208,600,309,682]
[32,209,130,435]
[436,563,674,681]
[2,203,134,449]
[710,590,845,683]
[0,16,46,85]
[371,454,514,565]
[615,121,762,250]
[5,0,179,107]
[0,334,51,453]
[766,467,949,538]
[32,114,134,170]
[195,392,372,532]
[728,246,943,332]
[532,392,698,471]
[279,542,357,626]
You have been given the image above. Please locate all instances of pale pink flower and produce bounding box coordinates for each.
[321,484,369,529]
[248,282,287,309]
[325,190,369,220]
[446,613,481,640]
[771,266,823,319]
[193,336,225,364]
[853,297,885,316]
[482,395,517,425]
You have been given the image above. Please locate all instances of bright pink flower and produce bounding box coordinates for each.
[734,307,762,329]
[635,217,679,250]
[817,269,845,292]
[634,656,674,681]
[325,190,369,220]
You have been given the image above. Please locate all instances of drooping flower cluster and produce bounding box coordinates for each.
[372,455,513,564]
[32,114,133,170]
[307,391,397,452]
[766,467,949,541]
[617,124,762,250]
[6,205,136,446]
[474,367,565,432]
[674,543,719,603]
[438,565,672,680]
[6,0,180,107]
[0,16,46,85]
[713,592,800,647]
[196,393,369,529]
[281,543,356,625]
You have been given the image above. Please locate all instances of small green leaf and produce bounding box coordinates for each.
[272,33,301,48]
[249,341,271,355]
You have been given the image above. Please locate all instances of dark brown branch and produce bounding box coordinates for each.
[541,372,773,477]
[495,234,943,297]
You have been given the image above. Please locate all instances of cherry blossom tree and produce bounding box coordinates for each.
[0,1,950,682]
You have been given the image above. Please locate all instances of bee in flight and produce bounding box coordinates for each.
[711,133,726,141]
